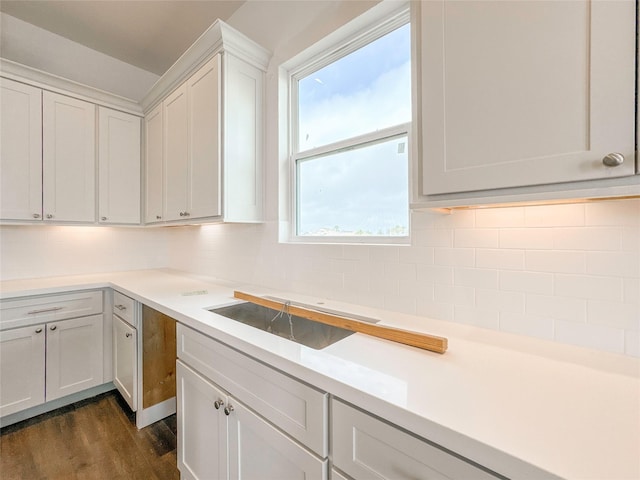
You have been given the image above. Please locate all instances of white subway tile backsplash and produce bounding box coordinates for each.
[586,251,639,278]
[499,312,554,340]
[434,285,475,306]
[434,248,475,267]
[453,305,500,329]
[526,294,586,323]
[555,274,623,301]
[499,271,553,295]
[3,198,638,357]
[476,288,525,313]
[475,207,525,228]
[454,267,498,289]
[499,228,555,249]
[524,204,585,227]
[526,250,586,274]
[454,229,499,248]
[587,300,639,330]
[476,249,525,270]
[553,227,621,251]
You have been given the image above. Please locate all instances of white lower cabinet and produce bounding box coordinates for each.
[332,399,498,480]
[176,323,329,480]
[0,324,46,417]
[113,314,137,411]
[0,291,105,419]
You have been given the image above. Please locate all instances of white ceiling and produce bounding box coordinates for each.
[0,0,246,75]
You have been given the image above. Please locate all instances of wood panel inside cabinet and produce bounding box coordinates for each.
[142,305,176,408]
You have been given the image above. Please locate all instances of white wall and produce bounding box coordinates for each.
[0,226,169,280]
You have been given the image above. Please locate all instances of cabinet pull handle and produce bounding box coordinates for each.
[214,400,224,410]
[50,325,57,331]
[602,153,624,167]
[46,214,54,219]
[115,304,126,311]
[35,328,43,334]
[224,405,234,416]
[33,213,41,219]
[27,306,63,315]
[125,332,132,338]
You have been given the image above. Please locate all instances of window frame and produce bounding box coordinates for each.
[286,5,412,245]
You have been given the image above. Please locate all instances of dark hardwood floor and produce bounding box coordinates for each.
[0,391,179,480]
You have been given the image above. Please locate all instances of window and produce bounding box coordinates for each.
[290,10,411,241]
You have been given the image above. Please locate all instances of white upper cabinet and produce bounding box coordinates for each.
[0,78,42,221]
[416,0,636,199]
[98,107,141,225]
[142,20,269,225]
[43,91,96,222]
[145,104,164,223]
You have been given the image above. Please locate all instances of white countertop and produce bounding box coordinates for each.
[2,269,639,479]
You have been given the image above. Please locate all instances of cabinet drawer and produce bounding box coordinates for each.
[177,323,328,456]
[113,291,136,327]
[0,291,103,330]
[332,399,498,480]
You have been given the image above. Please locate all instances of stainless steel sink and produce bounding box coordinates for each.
[210,302,354,349]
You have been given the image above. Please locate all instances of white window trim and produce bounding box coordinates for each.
[282,2,411,245]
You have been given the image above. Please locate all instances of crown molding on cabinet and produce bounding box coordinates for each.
[0,58,143,116]
[141,20,270,113]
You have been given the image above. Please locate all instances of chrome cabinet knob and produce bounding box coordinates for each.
[46,214,53,219]
[101,216,107,221]
[35,328,43,334]
[224,405,234,416]
[602,153,624,167]
[125,332,132,338]
[156,215,162,220]
[33,213,41,219]
[214,400,224,410]
[50,325,57,331]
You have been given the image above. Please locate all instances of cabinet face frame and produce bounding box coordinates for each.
[416,0,637,197]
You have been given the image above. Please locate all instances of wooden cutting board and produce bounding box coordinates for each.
[234,291,448,354]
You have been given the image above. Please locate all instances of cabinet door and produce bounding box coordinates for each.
[0,78,42,221]
[46,314,104,401]
[187,55,222,219]
[42,91,96,222]
[98,107,141,224]
[419,0,636,195]
[163,84,189,221]
[0,324,45,417]
[229,399,328,480]
[145,103,164,223]
[177,360,228,480]
[332,400,497,480]
[113,314,137,411]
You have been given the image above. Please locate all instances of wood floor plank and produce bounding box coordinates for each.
[0,391,179,480]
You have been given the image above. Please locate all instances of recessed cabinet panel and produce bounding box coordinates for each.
[145,104,164,223]
[188,55,222,219]
[177,360,228,480]
[46,314,104,401]
[98,107,141,224]
[419,0,636,195]
[0,324,46,417]
[43,91,96,222]
[0,78,42,221]
[163,84,189,221]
